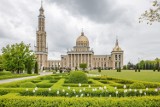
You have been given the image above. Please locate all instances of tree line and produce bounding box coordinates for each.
[124,58,160,71]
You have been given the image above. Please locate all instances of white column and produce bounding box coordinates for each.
[74,54,76,68]
[71,54,72,68]
[91,55,92,69]
[102,58,104,69]
[68,55,70,67]
[73,54,74,67]
[78,54,79,68]
[88,54,89,68]
[84,54,86,63]
[81,54,82,63]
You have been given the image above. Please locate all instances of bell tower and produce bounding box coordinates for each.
[35,0,48,70]
[111,38,124,69]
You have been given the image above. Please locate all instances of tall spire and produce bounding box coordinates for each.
[39,0,44,14]
[116,36,119,46]
[41,0,43,7]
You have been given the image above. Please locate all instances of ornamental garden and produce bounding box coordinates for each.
[0,70,160,107]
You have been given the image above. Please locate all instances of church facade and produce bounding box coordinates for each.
[35,3,124,70]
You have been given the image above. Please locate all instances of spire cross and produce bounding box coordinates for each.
[81,28,84,36]
[116,35,119,46]
[41,0,43,7]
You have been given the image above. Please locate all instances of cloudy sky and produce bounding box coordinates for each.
[0,0,160,64]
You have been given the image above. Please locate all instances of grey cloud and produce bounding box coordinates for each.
[48,0,130,24]
[0,0,160,65]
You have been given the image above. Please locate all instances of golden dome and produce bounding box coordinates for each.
[76,32,89,47]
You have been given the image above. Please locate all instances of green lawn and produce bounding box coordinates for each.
[89,70,160,82]
[0,71,37,80]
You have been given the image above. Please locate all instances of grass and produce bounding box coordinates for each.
[0,71,37,80]
[89,70,160,82]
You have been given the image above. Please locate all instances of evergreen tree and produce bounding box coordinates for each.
[27,61,32,74]
[34,61,38,74]
[98,67,101,73]
[0,55,3,71]
[80,63,87,71]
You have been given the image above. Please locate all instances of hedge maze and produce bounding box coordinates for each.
[0,72,160,106]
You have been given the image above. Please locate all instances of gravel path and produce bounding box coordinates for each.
[0,72,53,84]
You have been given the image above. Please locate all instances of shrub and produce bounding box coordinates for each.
[140,81,160,88]
[114,79,134,84]
[34,61,38,74]
[98,67,101,73]
[1,95,160,107]
[99,80,110,84]
[49,79,58,83]
[31,80,41,83]
[20,82,36,88]
[59,69,63,73]
[68,71,88,83]
[79,63,87,71]
[130,82,145,89]
[36,83,53,88]
[40,76,53,80]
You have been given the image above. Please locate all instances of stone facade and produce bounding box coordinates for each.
[35,3,124,70]
[59,32,123,70]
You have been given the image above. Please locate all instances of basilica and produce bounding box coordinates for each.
[35,2,124,70]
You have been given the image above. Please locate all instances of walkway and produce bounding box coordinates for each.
[0,72,52,84]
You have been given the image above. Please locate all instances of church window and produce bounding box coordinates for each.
[115,55,117,60]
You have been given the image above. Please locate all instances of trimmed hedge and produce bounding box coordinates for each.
[0,87,159,97]
[50,79,58,83]
[20,82,36,88]
[103,77,160,88]
[40,76,53,80]
[36,83,53,88]
[62,84,102,87]
[1,94,160,107]
[68,71,88,83]
[130,82,145,89]
[98,80,110,84]
[20,89,160,97]
[31,80,42,83]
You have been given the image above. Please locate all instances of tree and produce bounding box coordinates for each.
[1,42,35,73]
[155,58,160,71]
[55,66,58,72]
[123,65,127,70]
[127,62,135,70]
[75,66,78,71]
[139,0,160,24]
[34,61,38,74]
[79,63,87,71]
[135,64,138,72]
[27,61,32,74]
[98,67,101,73]
[0,55,3,71]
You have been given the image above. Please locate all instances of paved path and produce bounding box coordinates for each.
[0,72,52,84]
